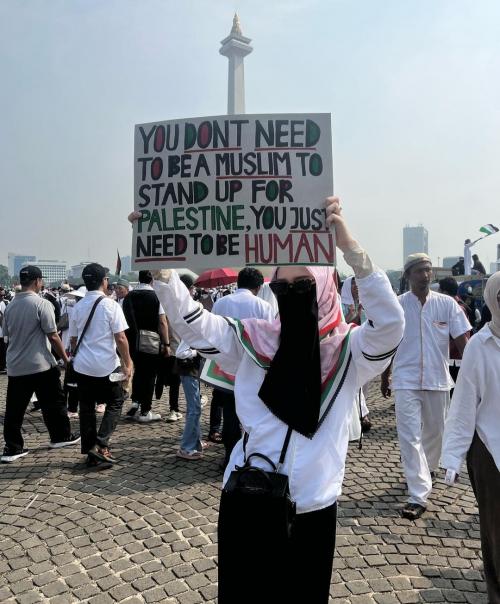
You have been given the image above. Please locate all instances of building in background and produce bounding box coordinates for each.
[68,262,94,282]
[22,259,67,284]
[443,256,461,269]
[8,253,36,277]
[121,255,132,274]
[403,225,428,267]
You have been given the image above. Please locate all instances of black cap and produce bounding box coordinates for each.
[180,274,195,289]
[82,263,106,288]
[19,265,43,285]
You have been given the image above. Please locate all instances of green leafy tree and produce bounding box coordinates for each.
[0,265,11,287]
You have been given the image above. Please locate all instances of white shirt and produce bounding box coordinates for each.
[133,283,165,315]
[154,269,404,514]
[69,291,128,377]
[442,325,500,473]
[464,242,473,276]
[392,291,471,391]
[212,288,274,322]
[0,300,6,338]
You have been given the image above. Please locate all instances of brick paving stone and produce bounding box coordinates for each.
[0,379,488,603]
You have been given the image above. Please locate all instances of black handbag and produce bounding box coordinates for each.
[65,297,103,389]
[221,427,296,539]
[126,296,161,355]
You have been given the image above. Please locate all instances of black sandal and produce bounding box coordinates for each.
[401,503,426,520]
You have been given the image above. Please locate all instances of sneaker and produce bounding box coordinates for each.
[137,411,162,423]
[96,404,106,414]
[50,433,81,449]
[125,402,139,419]
[166,410,181,422]
[176,449,203,460]
[1,448,29,463]
[67,411,79,419]
[88,445,116,464]
[401,503,426,520]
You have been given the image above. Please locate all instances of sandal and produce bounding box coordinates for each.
[401,503,426,520]
[207,432,223,444]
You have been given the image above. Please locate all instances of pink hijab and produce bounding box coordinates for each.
[241,266,353,389]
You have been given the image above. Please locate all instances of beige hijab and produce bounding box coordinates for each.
[484,271,500,338]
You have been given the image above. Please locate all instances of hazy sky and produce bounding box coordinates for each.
[1,0,499,274]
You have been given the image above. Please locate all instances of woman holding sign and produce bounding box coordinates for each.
[129,197,404,603]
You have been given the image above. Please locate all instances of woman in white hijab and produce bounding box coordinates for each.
[442,271,500,603]
[129,197,404,604]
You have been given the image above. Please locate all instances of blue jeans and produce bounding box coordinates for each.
[180,375,202,453]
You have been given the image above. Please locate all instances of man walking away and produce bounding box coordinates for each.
[70,264,132,470]
[1,266,80,463]
[122,270,170,423]
[381,254,470,520]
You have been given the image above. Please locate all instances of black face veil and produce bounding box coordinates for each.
[258,283,322,438]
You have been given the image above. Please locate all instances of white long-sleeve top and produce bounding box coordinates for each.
[154,266,404,513]
[441,325,500,473]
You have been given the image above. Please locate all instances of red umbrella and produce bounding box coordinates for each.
[195,268,238,288]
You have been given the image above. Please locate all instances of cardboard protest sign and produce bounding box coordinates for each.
[132,113,333,270]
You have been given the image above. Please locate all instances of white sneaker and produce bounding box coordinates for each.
[50,434,81,449]
[1,449,29,463]
[137,411,161,423]
[166,410,180,422]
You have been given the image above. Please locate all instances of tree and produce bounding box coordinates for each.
[0,265,11,287]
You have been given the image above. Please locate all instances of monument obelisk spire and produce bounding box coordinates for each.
[219,14,253,114]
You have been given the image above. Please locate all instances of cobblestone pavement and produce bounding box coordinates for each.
[0,376,487,604]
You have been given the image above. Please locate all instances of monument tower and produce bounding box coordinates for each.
[219,14,253,114]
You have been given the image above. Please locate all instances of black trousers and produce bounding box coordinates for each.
[212,389,240,465]
[131,352,159,413]
[4,367,71,453]
[155,356,180,411]
[218,500,337,603]
[0,338,6,371]
[467,432,500,603]
[209,390,223,434]
[76,372,124,454]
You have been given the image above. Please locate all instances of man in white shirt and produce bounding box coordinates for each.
[381,253,471,520]
[442,271,500,603]
[211,268,274,468]
[70,264,133,470]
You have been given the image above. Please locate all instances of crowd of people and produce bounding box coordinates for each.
[0,197,498,603]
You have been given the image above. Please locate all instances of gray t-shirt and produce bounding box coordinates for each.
[3,291,57,376]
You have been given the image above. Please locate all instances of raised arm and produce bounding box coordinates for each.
[326,197,405,388]
[153,270,244,375]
